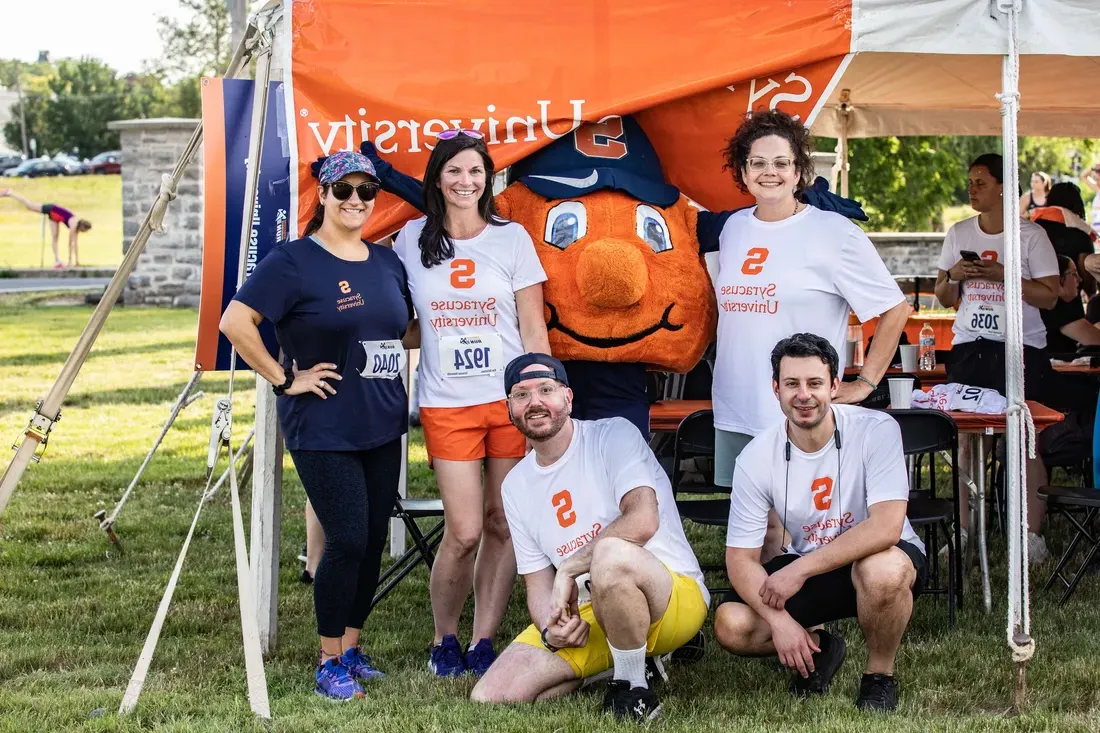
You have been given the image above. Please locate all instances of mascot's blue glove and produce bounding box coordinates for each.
[799,176,868,221]
[359,141,427,212]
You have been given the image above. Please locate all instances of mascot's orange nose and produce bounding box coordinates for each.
[576,239,647,309]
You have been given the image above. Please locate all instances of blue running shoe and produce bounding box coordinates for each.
[315,657,365,701]
[428,634,467,677]
[342,646,385,682]
[464,638,497,677]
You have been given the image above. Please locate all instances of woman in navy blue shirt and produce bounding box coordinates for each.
[221,151,416,701]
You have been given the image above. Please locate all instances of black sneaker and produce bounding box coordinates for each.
[855,673,898,711]
[602,679,662,722]
[671,630,705,665]
[789,629,847,698]
[644,655,669,687]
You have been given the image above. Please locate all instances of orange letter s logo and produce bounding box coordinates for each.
[573,116,628,160]
[741,247,769,275]
[338,280,351,294]
[811,477,834,510]
[450,258,476,289]
[553,489,576,528]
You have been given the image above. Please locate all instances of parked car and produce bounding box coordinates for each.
[0,153,25,174]
[52,153,84,176]
[23,160,65,178]
[2,158,42,177]
[88,151,122,175]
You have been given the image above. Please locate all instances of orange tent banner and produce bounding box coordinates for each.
[285,0,852,239]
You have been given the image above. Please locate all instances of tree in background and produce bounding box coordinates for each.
[0,59,54,155]
[818,134,1099,231]
[150,0,233,119]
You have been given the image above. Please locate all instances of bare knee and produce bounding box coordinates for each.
[470,678,509,704]
[589,537,637,584]
[853,549,914,603]
[444,521,483,557]
[714,602,765,654]
[482,505,511,544]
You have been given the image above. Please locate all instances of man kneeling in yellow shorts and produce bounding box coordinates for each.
[471,354,709,721]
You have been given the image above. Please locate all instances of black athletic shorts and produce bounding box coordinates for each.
[720,540,927,628]
[946,339,1053,404]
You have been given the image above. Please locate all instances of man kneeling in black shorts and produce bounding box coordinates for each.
[714,333,926,712]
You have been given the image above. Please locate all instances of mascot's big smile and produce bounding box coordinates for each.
[546,302,683,348]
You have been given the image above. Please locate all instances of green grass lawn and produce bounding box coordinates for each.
[2,294,1100,732]
[0,176,122,269]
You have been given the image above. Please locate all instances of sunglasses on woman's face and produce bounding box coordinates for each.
[329,181,379,202]
[436,128,485,140]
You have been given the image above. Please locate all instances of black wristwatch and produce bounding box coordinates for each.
[540,627,560,653]
[272,370,294,396]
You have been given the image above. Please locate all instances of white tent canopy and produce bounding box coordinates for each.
[813,0,1100,138]
[813,53,1100,138]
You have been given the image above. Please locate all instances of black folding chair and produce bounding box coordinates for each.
[668,409,731,598]
[371,497,445,610]
[1038,485,1100,605]
[886,408,962,625]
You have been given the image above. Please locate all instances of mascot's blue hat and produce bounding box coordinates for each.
[508,114,680,208]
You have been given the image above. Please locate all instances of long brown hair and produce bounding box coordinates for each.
[302,187,326,237]
[418,135,506,268]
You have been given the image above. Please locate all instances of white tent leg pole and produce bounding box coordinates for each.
[251,377,283,655]
[391,358,410,558]
[0,27,258,522]
[223,22,275,715]
[997,0,1034,711]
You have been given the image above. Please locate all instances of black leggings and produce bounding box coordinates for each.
[290,439,401,639]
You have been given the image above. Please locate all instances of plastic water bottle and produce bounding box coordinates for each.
[918,323,936,371]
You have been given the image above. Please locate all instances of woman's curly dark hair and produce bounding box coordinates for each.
[721,109,814,196]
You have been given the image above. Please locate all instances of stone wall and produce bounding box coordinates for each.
[868,232,946,277]
[107,118,202,306]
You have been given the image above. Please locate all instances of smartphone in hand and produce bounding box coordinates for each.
[959,250,982,263]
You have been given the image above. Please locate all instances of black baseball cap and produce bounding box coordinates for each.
[504,353,570,394]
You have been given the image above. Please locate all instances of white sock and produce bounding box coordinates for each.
[608,642,647,689]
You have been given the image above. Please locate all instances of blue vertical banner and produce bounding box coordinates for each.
[196,77,290,372]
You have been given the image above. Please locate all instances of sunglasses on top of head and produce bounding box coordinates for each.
[436,128,485,141]
[328,181,380,202]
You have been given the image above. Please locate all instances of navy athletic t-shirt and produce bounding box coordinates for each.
[233,236,413,451]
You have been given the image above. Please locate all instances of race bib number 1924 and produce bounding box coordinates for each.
[439,333,504,378]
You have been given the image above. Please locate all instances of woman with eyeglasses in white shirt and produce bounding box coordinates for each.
[710,111,911,556]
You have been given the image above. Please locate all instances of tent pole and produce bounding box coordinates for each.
[838,89,851,199]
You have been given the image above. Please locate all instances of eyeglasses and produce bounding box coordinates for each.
[329,181,380,202]
[507,384,562,405]
[437,129,485,141]
[746,157,794,173]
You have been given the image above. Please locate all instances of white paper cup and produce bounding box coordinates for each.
[899,344,919,372]
[888,377,914,409]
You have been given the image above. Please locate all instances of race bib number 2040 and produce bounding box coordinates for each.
[439,333,504,378]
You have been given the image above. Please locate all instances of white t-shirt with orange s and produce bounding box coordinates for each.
[712,206,905,437]
[393,217,547,408]
[502,417,709,606]
[936,216,1058,349]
